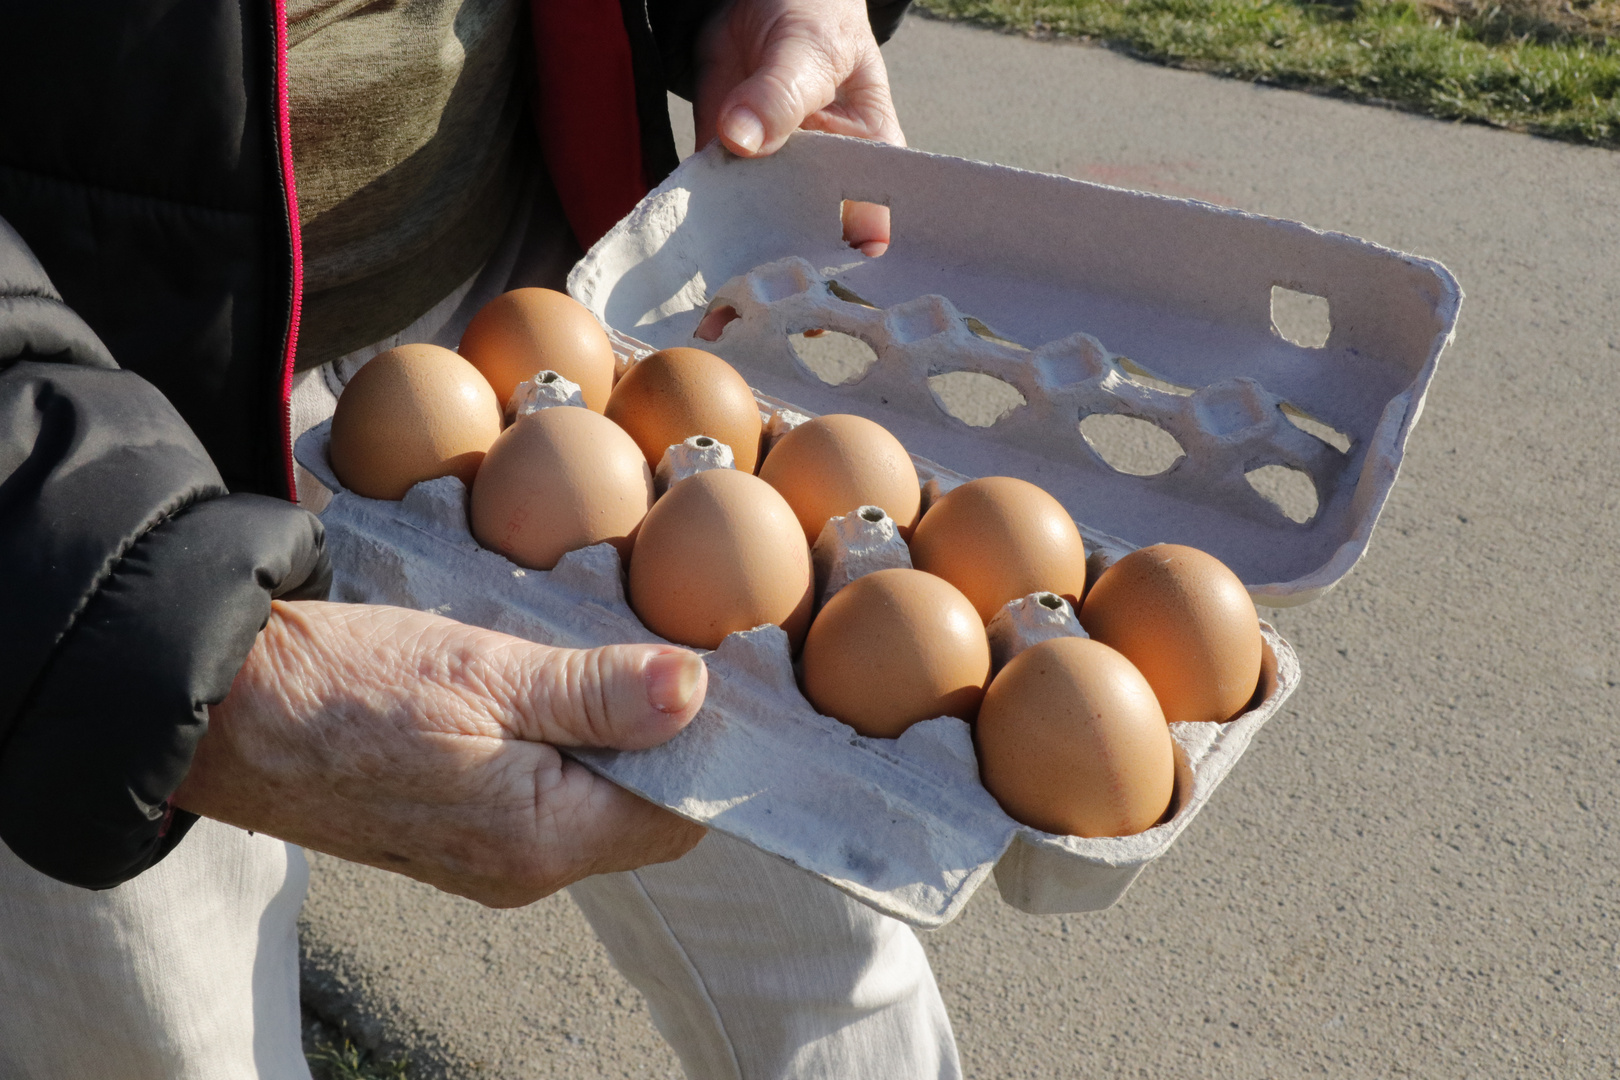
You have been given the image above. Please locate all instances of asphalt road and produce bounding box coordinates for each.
[299,16,1620,1078]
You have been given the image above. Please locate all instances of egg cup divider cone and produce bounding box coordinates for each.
[304,132,1453,926]
[986,592,1086,672]
[812,506,913,607]
[654,435,735,494]
[510,370,585,416]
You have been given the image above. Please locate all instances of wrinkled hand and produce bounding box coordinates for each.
[174,601,707,907]
[695,0,905,255]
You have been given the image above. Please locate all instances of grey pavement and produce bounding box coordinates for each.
[299,16,1620,1078]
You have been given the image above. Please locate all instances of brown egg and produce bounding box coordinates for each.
[469,406,654,570]
[801,568,990,738]
[1079,543,1262,724]
[759,414,922,541]
[458,288,616,413]
[605,347,764,473]
[976,637,1175,837]
[627,469,812,650]
[908,476,1088,623]
[328,343,502,500]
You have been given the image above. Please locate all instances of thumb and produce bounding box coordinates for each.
[510,643,708,750]
[717,33,841,157]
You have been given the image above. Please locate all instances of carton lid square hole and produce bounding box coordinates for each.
[841,200,890,258]
[928,372,1026,427]
[1271,287,1331,349]
[1246,464,1319,523]
[791,330,877,386]
[1079,413,1185,476]
[694,304,739,343]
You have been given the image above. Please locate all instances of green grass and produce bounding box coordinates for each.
[306,1037,411,1080]
[914,0,1620,146]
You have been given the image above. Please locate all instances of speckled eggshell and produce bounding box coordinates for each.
[627,469,812,650]
[908,476,1088,623]
[328,343,502,501]
[469,406,654,570]
[605,347,764,473]
[759,414,922,542]
[1079,543,1263,724]
[458,288,617,412]
[976,636,1174,838]
[801,568,990,738]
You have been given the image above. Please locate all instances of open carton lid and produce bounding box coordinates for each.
[570,132,1462,606]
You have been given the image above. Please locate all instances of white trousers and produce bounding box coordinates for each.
[569,832,961,1080]
[0,819,310,1080]
[0,823,960,1079]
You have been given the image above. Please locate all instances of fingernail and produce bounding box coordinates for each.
[722,106,764,155]
[645,651,704,714]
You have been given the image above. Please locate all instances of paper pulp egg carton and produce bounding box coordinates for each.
[300,132,1459,930]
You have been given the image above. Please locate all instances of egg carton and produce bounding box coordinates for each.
[304,133,1456,928]
[297,420,1296,928]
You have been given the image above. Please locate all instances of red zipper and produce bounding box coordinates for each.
[272,0,304,503]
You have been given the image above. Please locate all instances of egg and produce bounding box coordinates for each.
[908,476,1088,622]
[801,568,990,738]
[605,347,764,473]
[469,406,654,570]
[759,414,922,541]
[1079,543,1262,724]
[458,288,616,413]
[627,469,813,650]
[976,636,1175,838]
[328,343,502,500]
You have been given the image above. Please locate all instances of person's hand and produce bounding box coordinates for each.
[173,601,708,908]
[694,0,905,256]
